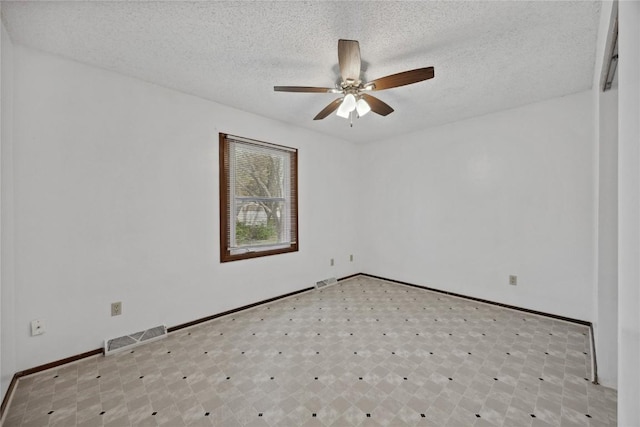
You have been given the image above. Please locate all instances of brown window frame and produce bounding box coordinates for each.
[219,133,298,263]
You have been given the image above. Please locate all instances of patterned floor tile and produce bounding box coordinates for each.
[3,276,617,426]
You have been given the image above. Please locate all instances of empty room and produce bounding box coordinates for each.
[1,1,638,426]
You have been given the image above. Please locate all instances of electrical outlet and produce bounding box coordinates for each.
[111,302,122,316]
[30,319,45,336]
[350,254,354,262]
[330,258,334,266]
[509,275,517,286]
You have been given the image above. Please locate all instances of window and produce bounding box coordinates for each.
[219,134,298,262]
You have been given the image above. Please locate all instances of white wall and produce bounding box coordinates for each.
[617,1,640,425]
[358,91,596,322]
[593,0,618,389]
[8,45,360,372]
[1,19,17,404]
[596,88,618,388]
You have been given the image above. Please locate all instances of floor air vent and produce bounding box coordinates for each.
[316,277,337,289]
[104,325,167,355]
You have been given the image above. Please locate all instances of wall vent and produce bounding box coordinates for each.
[104,325,167,355]
[316,277,337,289]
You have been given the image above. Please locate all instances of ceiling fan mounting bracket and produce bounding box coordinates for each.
[341,79,361,90]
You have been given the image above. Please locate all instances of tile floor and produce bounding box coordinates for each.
[3,276,617,426]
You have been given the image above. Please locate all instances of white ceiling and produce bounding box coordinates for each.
[1,1,601,144]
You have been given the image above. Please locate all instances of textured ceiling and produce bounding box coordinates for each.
[1,1,601,143]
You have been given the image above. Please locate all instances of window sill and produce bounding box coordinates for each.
[220,244,298,263]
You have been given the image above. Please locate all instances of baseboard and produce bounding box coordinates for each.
[167,286,314,333]
[589,323,599,384]
[0,374,19,424]
[361,273,591,325]
[338,273,361,281]
[15,348,104,378]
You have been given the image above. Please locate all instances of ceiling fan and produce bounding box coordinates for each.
[274,39,435,124]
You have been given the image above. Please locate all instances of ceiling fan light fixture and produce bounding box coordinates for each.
[356,98,371,117]
[274,39,434,122]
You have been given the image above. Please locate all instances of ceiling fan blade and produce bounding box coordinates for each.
[361,93,394,116]
[366,67,434,91]
[274,86,336,93]
[338,39,361,83]
[313,98,343,120]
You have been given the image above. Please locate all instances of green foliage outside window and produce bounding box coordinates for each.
[235,221,278,245]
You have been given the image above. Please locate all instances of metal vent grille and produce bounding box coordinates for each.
[105,325,167,355]
[316,277,337,289]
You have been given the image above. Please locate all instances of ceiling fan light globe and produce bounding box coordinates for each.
[336,94,356,118]
[343,94,357,111]
[356,98,371,117]
[336,107,350,119]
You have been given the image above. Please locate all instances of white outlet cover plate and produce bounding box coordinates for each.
[30,319,45,336]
